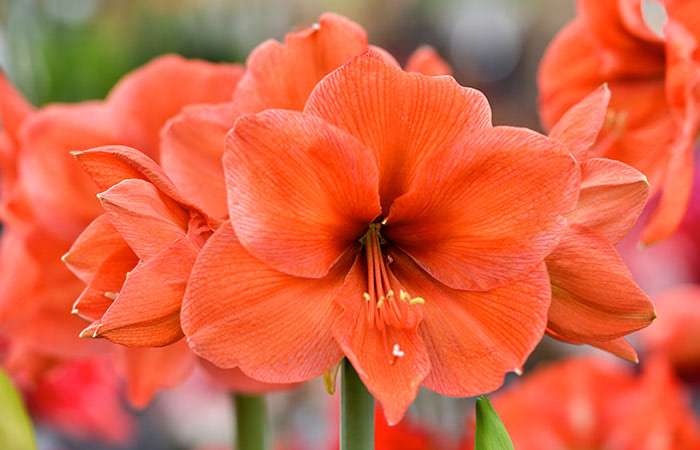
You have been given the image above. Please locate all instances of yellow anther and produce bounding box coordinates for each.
[409,297,425,305]
[381,218,388,225]
[377,297,385,308]
[386,290,394,299]
[399,290,411,302]
[104,292,118,300]
[363,292,371,301]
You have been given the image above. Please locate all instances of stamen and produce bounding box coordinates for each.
[104,292,118,300]
[359,223,426,363]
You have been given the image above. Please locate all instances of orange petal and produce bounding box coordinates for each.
[224,110,381,278]
[538,18,603,130]
[0,71,34,145]
[405,46,452,76]
[385,126,579,291]
[73,145,196,209]
[17,104,143,241]
[107,54,243,157]
[113,341,195,408]
[98,179,189,261]
[577,0,665,77]
[181,221,345,382]
[160,103,240,219]
[232,13,368,113]
[641,126,697,245]
[549,84,610,160]
[546,328,639,363]
[332,252,430,425]
[389,250,551,397]
[590,337,639,363]
[546,225,656,342]
[567,158,649,244]
[63,214,138,321]
[81,237,198,347]
[305,53,492,211]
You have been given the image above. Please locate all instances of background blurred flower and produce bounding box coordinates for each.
[461,356,700,450]
[538,0,700,244]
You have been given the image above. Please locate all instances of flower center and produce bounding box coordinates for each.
[360,222,424,364]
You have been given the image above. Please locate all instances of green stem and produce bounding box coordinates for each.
[340,359,375,450]
[233,394,269,450]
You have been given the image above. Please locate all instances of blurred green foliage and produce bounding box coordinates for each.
[0,370,36,450]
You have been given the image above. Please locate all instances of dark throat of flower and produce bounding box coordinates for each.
[360,222,424,365]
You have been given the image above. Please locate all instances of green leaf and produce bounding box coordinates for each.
[474,396,514,450]
[0,370,37,450]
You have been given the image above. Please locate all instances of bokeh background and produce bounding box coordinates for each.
[1,0,697,449]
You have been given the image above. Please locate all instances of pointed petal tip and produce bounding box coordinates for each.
[79,323,103,339]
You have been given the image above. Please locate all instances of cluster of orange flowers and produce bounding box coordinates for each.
[0,1,698,446]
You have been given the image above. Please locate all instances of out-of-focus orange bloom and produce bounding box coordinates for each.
[161,13,450,220]
[0,55,243,405]
[539,0,700,243]
[461,357,700,450]
[641,285,700,380]
[543,86,656,361]
[181,51,582,424]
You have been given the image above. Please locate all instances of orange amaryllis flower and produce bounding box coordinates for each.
[641,285,700,380]
[461,357,700,450]
[543,85,656,361]
[0,56,243,403]
[63,146,294,405]
[161,13,450,219]
[63,146,217,346]
[538,0,700,243]
[181,53,581,424]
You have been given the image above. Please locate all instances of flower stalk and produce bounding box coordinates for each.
[341,359,375,450]
[234,394,269,450]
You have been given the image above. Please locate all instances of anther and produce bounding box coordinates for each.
[381,218,388,225]
[392,344,405,358]
[377,296,385,308]
[400,290,411,302]
[409,297,425,305]
[363,292,371,301]
[104,292,118,300]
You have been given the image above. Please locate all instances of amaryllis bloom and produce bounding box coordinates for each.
[461,357,700,450]
[640,285,700,380]
[181,52,582,424]
[161,13,450,219]
[538,0,700,243]
[62,146,295,404]
[543,85,656,361]
[0,55,243,404]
